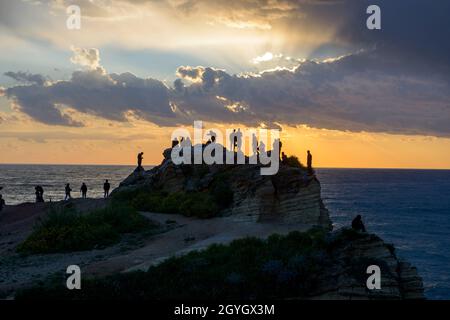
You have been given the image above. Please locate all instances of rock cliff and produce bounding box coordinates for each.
[308,230,424,300]
[111,147,424,300]
[115,147,331,229]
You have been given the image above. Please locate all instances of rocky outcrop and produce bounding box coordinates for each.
[114,147,332,229]
[112,147,424,300]
[308,230,424,300]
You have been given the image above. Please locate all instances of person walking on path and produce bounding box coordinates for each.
[65,183,72,200]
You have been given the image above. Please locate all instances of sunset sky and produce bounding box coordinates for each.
[1,0,449,168]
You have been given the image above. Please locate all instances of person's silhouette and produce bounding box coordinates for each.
[65,183,72,200]
[35,185,44,202]
[137,152,144,168]
[281,152,288,164]
[252,133,258,156]
[230,129,236,151]
[103,180,111,198]
[307,150,313,173]
[172,137,179,148]
[352,215,366,232]
[0,194,5,212]
[236,129,243,152]
[273,139,282,161]
[80,183,88,199]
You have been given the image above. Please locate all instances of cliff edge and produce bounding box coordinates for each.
[114,147,331,229]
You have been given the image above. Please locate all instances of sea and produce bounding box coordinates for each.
[0,164,449,299]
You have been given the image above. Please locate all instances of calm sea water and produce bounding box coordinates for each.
[0,164,135,204]
[0,165,449,299]
[316,168,450,300]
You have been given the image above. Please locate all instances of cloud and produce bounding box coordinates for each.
[4,71,48,86]
[3,49,450,137]
[0,130,155,144]
[70,46,102,70]
[4,68,173,127]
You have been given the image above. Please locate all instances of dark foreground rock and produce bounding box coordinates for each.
[308,230,424,300]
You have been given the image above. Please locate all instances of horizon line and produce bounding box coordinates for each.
[1,163,450,170]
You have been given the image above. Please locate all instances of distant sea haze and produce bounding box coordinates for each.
[0,165,449,300]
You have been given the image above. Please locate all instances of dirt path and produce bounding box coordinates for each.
[0,202,311,297]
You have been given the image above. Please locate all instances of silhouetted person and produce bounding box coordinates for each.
[230,130,236,151]
[103,180,111,198]
[184,136,192,147]
[273,139,282,161]
[281,152,288,164]
[259,141,266,160]
[172,137,179,148]
[35,185,44,202]
[137,152,144,168]
[65,183,72,200]
[307,150,313,173]
[236,129,243,151]
[252,133,258,156]
[352,215,366,232]
[232,129,238,151]
[0,194,5,212]
[80,183,88,199]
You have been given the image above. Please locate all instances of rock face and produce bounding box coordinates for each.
[115,147,332,229]
[309,230,425,300]
[113,148,425,300]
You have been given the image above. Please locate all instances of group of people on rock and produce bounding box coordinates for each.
[168,130,314,172]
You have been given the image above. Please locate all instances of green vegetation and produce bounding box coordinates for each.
[113,169,234,219]
[17,203,153,254]
[16,228,342,300]
[131,191,219,218]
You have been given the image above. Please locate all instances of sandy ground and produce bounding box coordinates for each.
[0,200,310,298]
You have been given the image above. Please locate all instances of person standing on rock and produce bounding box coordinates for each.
[252,133,258,156]
[80,183,88,199]
[0,194,5,212]
[103,179,111,198]
[137,152,144,169]
[65,183,72,200]
[352,215,366,232]
[236,129,243,152]
[307,150,313,173]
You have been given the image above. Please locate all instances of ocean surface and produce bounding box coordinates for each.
[0,165,449,299]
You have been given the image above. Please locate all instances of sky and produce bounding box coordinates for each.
[0,0,449,168]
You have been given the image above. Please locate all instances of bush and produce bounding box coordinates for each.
[17,204,151,254]
[284,156,304,169]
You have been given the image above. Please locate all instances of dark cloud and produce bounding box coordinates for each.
[4,71,48,86]
[4,50,450,137]
[4,69,173,126]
